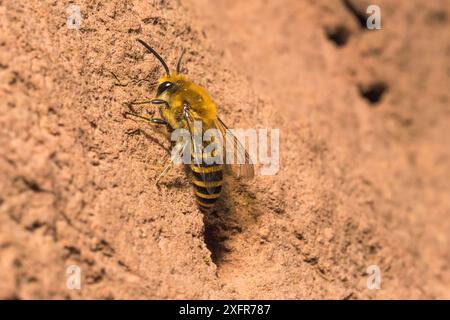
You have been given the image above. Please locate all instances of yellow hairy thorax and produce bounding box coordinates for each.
[156,73,217,130]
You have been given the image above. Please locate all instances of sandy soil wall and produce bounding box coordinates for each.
[0,0,449,299]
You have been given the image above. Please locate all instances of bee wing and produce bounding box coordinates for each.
[184,109,223,194]
[214,117,255,179]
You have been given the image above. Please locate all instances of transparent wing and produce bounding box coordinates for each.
[184,109,223,194]
[214,117,255,179]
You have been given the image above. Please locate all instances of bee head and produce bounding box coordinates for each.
[137,39,215,120]
[137,39,189,96]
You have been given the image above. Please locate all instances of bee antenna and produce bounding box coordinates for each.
[176,49,186,74]
[137,39,170,77]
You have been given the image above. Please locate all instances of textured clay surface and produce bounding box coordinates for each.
[0,0,449,299]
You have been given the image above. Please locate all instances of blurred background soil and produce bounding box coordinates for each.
[0,0,449,299]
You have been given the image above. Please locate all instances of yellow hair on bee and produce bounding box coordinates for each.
[157,73,217,130]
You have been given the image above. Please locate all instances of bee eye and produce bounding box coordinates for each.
[157,81,173,96]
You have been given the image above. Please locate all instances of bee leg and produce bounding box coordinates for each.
[124,100,162,119]
[151,99,171,109]
[155,140,186,185]
[155,161,174,185]
[123,100,155,115]
[149,118,167,125]
[129,100,155,105]
[124,111,168,126]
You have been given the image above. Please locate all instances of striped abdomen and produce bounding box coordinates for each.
[190,162,224,210]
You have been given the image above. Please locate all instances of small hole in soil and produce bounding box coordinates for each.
[358,82,388,105]
[203,222,227,265]
[425,10,448,25]
[326,25,351,47]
